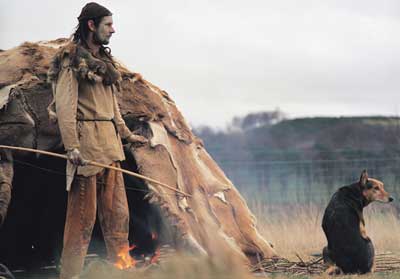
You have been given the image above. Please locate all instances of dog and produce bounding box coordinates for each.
[322,170,394,274]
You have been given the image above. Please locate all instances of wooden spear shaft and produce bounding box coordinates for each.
[0,145,191,198]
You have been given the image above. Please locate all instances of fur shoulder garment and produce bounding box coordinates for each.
[47,41,121,121]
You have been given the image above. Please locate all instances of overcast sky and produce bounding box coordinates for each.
[2,0,400,128]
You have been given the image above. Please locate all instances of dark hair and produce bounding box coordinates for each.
[72,17,103,48]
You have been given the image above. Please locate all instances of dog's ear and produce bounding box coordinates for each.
[359,170,369,188]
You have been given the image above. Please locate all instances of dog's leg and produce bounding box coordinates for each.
[323,246,335,265]
[368,241,376,273]
[325,265,342,276]
[371,257,376,273]
[359,221,370,241]
[323,247,342,275]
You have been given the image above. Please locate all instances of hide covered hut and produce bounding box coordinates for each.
[0,39,276,270]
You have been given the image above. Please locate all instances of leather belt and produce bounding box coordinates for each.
[76,118,118,135]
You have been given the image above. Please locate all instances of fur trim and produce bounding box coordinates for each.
[47,42,121,86]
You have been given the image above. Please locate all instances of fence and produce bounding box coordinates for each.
[217,158,400,205]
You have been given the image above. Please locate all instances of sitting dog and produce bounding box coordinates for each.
[322,170,394,274]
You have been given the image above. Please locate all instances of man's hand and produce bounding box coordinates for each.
[67,148,87,166]
[126,134,148,145]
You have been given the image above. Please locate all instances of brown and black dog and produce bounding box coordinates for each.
[322,170,394,274]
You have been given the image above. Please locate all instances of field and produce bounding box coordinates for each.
[72,199,400,279]
[253,202,400,259]
[12,201,399,279]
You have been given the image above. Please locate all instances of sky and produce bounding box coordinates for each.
[2,0,400,128]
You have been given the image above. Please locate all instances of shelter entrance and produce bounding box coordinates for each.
[0,151,172,270]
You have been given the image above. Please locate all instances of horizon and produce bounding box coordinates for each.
[193,113,400,130]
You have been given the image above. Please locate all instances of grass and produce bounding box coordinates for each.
[251,200,400,279]
[80,199,400,279]
[251,201,400,259]
[81,255,254,279]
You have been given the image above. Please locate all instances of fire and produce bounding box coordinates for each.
[150,232,160,264]
[150,248,161,264]
[114,245,136,270]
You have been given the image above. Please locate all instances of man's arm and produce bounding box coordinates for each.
[55,65,80,150]
[55,64,87,165]
[112,92,148,144]
[112,92,132,139]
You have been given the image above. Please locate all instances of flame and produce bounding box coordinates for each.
[114,245,136,270]
[150,232,160,264]
[150,248,161,264]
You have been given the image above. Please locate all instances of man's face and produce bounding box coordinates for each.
[93,16,115,45]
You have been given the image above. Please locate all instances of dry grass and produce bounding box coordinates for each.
[81,253,256,279]
[251,200,400,260]
[364,205,400,253]
[252,202,326,260]
[80,200,400,279]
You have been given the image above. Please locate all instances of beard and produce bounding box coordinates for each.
[93,30,110,45]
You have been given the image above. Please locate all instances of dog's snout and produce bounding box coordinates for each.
[389,196,394,202]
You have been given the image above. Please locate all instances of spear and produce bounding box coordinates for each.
[0,145,191,198]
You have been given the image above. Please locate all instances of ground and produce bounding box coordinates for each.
[16,199,400,278]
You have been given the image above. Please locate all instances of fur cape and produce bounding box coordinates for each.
[47,41,122,121]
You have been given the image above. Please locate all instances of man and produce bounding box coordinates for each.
[48,3,147,278]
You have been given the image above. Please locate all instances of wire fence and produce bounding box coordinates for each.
[217,158,400,205]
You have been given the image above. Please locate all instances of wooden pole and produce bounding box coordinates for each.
[0,145,191,197]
